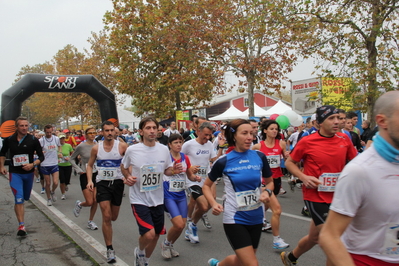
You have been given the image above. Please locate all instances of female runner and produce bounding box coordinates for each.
[161,134,201,259]
[70,126,99,230]
[252,119,290,249]
[203,119,273,266]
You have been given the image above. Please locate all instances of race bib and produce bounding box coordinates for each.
[318,173,340,192]
[97,166,117,180]
[381,223,399,256]
[267,155,280,168]
[140,164,162,192]
[13,154,29,166]
[197,166,208,180]
[169,179,185,192]
[58,155,70,164]
[235,187,261,211]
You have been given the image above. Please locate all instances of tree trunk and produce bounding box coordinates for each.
[247,72,256,118]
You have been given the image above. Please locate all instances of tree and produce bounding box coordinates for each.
[286,0,399,124]
[104,0,229,117]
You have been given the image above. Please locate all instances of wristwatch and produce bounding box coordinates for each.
[265,188,272,197]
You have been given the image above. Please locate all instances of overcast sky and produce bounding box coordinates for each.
[0,0,315,105]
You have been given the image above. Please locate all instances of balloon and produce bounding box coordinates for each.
[291,114,304,127]
[270,113,279,120]
[283,110,299,124]
[276,115,290,129]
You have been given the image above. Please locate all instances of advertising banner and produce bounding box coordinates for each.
[291,78,321,115]
[321,77,353,109]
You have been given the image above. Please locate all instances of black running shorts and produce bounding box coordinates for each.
[96,179,124,206]
[223,223,263,250]
[304,200,331,226]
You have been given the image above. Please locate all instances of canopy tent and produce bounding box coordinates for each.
[118,107,141,129]
[242,103,269,117]
[209,105,246,120]
[263,100,292,116]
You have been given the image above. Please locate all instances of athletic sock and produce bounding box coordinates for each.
[19,222,24,226]
[273,235,280,242]
[106,245,113,250]
[164,239,171,245]
[288,252,298,262]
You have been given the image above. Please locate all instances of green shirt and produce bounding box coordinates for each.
[58,143,73,166]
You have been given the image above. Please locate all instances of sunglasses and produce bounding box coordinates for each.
[86,132,96,135]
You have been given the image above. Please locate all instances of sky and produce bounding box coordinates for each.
[0,0,316,106]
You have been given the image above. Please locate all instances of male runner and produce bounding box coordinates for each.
[182,122,218,243]
[121,117,182,266]
[0,117,44,236]
[281,105,357,265]
[320,91,399,266]
[86,121,128,263]
[39,124,62,206]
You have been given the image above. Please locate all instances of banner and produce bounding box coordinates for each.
[321,77,353,109]
[291,78,321,115]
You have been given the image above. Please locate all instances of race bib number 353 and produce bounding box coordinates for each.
[140,164,162,192]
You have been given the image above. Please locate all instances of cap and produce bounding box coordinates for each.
[316,105,338,124]
[63,129,70,133]
[58,134,66,138]
[310,114,316,122]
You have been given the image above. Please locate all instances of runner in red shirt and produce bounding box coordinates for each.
[281,105,357,266]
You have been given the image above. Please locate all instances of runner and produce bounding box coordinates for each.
[121,117,182,266]
[57,133,73,200]
[0,117,44,236]
[70,126,99,231]
[161,133,201,259]
[39,124,62,206]
[203,119,273,266]
[319,91,399,266]
[86,121,128,263]
[281,105,357,266]
[182,122,218,244]
[252,120,290,249]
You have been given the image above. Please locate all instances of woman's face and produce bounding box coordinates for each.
[168,139,183,153]
[264,123,279,138]
[234,124,253,152]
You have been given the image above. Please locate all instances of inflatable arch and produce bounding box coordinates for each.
[1,73,119,138]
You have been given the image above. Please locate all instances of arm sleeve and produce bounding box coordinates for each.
[208,156,226,182]
[70,146,84,173]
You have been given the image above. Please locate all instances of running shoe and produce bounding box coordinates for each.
[160,241,172,259]
[186,222,199,243]
[40,188,45,194]
[106,249,116,263]
[61,194,66,200]
[50,191,57,202]
[36,178,40,183]
[301,206,310,217]
[208,258,220,266]
[262,221,272,232]
[87,221,98,230]
[134,247,146,266]
[65,185,69,191]
[273,237,290,249]
[47,199,52,206]
[288,179,296,192]
[17,225,27,237]
[201,214,212,229]
[73,200,82,217]
[279,188,287,195]
[280,251,297,265]
[170,244,179,257]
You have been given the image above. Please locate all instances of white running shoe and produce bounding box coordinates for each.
[170,244,179,257]
[106,249,116,263]
[87,221,98,230]
[134,247,146,266]
[160,241,172,259]
[47,199,52,206]
[273,237,290,249]
[279,188,287,195]
[186,222,199,243]
[201,214,212,229]
[40,188,45,194]
[50,192,57,202]
[61,194,66,200]
[73,200,82,217]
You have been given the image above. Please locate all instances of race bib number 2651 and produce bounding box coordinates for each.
[140,164,162,192]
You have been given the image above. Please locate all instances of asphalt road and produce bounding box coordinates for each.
[32,174,326,266]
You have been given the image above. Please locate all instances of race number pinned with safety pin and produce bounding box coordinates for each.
[197,166,208,180]
[318,173,340,192]
[97,166,118,180]
[235,187,261,211]
[140,164,162,192]
[169,178,185,192]
[267,155,280,168]
[13,154,29,166]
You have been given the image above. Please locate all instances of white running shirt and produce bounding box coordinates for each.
[96,140,124,182]
[39,136,61,166]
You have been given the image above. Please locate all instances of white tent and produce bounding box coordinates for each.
[209,105,246,120]
[118,107,141,129]
[263,100,292,116]
[242,103,269,117]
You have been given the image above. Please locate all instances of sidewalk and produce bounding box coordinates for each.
[0,175,99,266]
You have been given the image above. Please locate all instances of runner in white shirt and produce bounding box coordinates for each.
[121,117,182,266]
[39,125,62,206]
[86,121,128,263]
[163,121,180,137]
[319,91,399,266]
[182,122,218,243]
